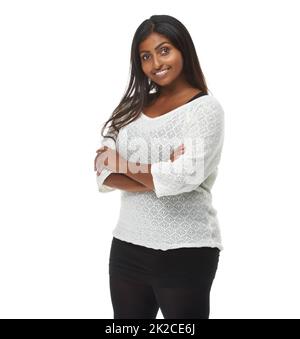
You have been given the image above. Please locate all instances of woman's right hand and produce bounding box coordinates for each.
[170,144,185,162]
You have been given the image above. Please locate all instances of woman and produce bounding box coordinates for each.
[94,14,225,319]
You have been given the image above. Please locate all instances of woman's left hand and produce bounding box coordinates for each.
[94,146,125,176]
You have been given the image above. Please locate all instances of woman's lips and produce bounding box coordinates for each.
[154,67,170,78]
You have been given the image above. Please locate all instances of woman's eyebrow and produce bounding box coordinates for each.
[139,41,170,54]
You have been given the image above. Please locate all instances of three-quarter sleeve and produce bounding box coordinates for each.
[96,134,117,193]
[150,97,225,198]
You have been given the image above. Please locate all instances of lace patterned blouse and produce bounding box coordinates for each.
[96,93,225,251]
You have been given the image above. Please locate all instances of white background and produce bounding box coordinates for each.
[0,0,299,319]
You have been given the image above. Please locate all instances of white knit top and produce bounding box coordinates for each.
[96,94,225,251]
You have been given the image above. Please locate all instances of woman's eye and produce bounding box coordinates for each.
[161,47,169,54]
[141,47,170,61]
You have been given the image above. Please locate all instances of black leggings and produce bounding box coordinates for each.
[109,237,220,319]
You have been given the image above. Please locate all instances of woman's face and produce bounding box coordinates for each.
[138,32,184,87]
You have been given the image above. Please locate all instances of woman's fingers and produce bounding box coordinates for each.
[170,144,185,162]
[96,145,107,153]
[94,152,103,172]
[94,152,100,171]
[94,146,107,171]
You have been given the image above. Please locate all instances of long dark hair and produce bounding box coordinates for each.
[100,14,210,143]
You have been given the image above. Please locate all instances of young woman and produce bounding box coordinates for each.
[94,14,225,319]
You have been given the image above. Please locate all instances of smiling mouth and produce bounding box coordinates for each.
[153,67,170,77]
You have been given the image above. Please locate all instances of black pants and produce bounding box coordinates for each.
[109,237,220,319]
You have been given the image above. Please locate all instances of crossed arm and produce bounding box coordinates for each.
[103,173,153,193]
[97,98,224,196]
[100,145,185,193]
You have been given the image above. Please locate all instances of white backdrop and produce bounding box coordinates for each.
[0,0,299,319]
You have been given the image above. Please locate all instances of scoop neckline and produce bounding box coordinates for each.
[141,92,208,121]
